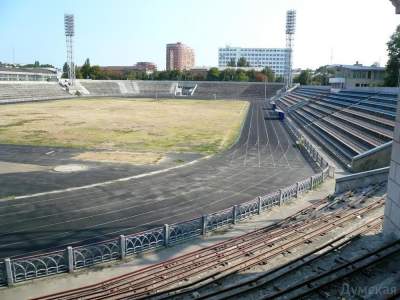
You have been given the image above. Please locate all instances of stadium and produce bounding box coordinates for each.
[0,2,400,300]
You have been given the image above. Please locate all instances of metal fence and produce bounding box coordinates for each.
[0,120,333,287]
[0,262,6,286]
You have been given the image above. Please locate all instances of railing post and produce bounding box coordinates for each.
[201,214,208,235]
[296,182,300,198]
[67,246,74,273]
[4,258,13,286]
[310,176,314,190]
[233,205,238,224]
[257,197,262,214]
[279,189,283,205]
[164,224,170,247]
[329,166,335,178]
[120,235,126,259]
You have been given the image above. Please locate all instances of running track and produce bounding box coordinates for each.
[0,100,315,258]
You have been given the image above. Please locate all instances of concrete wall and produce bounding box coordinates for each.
[351,142,393,172]
[335,167,390,193]
[383,98,400,239]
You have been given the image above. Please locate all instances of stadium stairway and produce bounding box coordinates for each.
[78,80,123,96]
[277,87,396,169]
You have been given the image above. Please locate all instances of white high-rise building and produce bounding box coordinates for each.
[218,46,289,76]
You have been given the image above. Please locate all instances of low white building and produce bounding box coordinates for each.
[218,46,289,76]
[0,67,59,81]
[327,63,385,89]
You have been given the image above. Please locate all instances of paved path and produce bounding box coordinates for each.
[0,100,315,258]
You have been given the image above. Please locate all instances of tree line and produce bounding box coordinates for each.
[63,58,283,82]
[292,66,336,86]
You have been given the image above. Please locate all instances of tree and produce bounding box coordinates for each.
[80,58,91,79]
[34,60,40,67]
[62,62,69,78]
[311,65,336,85]
[156,71,170,80]
[246,69,257,81]
[90,65,101,79]
[385,25,400,86]
[207,67,220,81]
[261,67,275,82]
[221,68,236,81]
[169,70,182,80]
[227,58,236,67]
[235,69,249,81]
[237,57,250,67]
[75,67,82,79]
[294,69,313,85]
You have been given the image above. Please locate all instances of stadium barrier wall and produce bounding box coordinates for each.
[299,85,330,90]
[0,106,334,287]
[335,167,390,193]
[0,95,74,105]
[351,141,393,172]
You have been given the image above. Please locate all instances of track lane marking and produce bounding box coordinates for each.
[243,103,255,167]
[0,155,212,202]
[0,166,286,239]
[0,169,288,255]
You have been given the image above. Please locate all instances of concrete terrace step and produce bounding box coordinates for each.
[301,106,383,148]
[289,113,352,167]
[294,108,363,154]
[307,103,393,141]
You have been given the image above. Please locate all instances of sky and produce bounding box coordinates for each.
[0,0,398,70]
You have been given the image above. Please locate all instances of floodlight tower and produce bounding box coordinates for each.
[285,9,296,89]
[64,14,75,86]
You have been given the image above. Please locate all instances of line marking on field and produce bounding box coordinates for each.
[0,155,212,202]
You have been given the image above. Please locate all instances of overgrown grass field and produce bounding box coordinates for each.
[0,98,248,164]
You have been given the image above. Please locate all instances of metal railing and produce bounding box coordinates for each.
[0,122,333,287]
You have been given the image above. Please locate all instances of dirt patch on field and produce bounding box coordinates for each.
[0,161,49,174]
[73,151,163,165]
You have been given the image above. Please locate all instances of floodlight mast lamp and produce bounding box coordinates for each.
[64,14,75,86]
[390,0,400,13]
[285,9,296,90]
